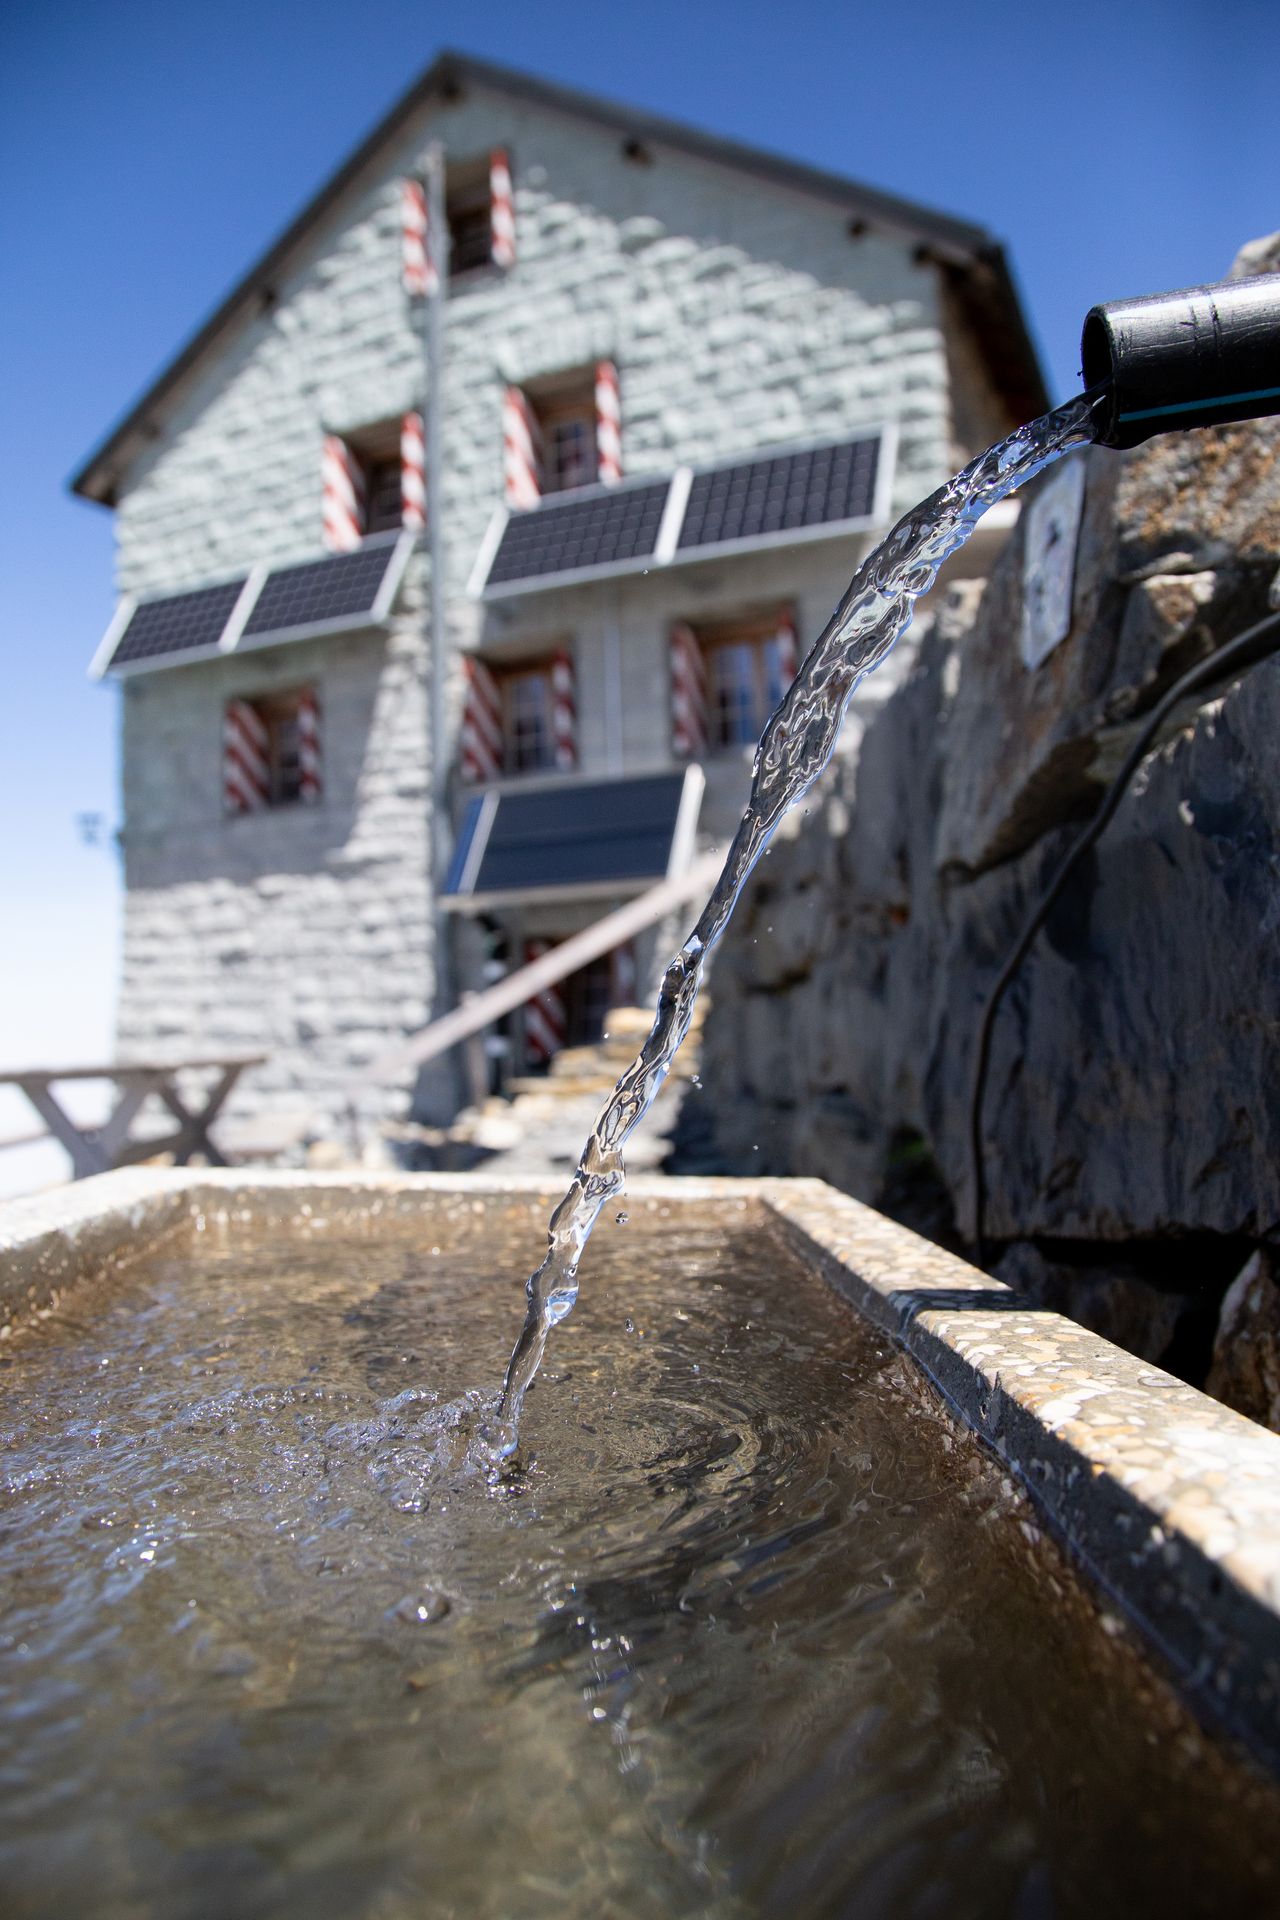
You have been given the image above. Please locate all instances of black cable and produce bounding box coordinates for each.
[968,602,1280,1262]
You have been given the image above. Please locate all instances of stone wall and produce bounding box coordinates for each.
[115,86,977,605]
[686,397,1280,1409]
[117,585,434,1138]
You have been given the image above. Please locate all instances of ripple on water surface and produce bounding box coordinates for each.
[1,1198,1279,1920]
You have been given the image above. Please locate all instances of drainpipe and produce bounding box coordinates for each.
[603,600,624,774]
[423,140,462,1114]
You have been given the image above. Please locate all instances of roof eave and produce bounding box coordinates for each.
[957,241,1052,424]
[69,48,1044,508]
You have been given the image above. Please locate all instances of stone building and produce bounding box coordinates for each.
[74,50,1045,1142]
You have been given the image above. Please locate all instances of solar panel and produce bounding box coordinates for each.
[241,533,403,640]
[485,480,669,589]
[447,772,690,899]
[677,436,881,554]
[476,434,887,594]
[109,578,247,668]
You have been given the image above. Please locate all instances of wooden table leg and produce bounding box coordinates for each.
[156,1064,245,1167]
[95,1079,159,1164]
[15,1077,111,1181]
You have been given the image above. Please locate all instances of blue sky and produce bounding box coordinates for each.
[0,0,1275,1189]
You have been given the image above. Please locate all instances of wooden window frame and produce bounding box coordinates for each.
[697,608,796,753]
[497,656,560,777]
[239,687,317,809]
[524,369,600,495]
[445,157,497,279]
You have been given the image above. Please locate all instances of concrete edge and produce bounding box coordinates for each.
[759,1179,1280,1769]
[0,1168,208,1326]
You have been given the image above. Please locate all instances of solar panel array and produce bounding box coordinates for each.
[101,536,406,672]
[480,432,883,593]
[448,772,688,898]
[677,437,881,553]
[241,535,402,639]
[100,431,886,667]
[110,578,247,668]
[485,481,669,588]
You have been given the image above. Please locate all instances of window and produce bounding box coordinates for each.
[445,149,515,277]
[460,650,577,783]
[567,950,628,1047]
[503,365,622,509]
[543,404,598,494]
[520,944,636,1070]
[708,631,791,747]
[680,610,798,754]
[224,688,321,813]
[448,173,495,275]
[362,453,404,535]
[502,662,557,774]
[527,372,600,495]
[322,415,424,550]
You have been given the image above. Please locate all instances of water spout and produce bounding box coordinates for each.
[1083,272,1280,448]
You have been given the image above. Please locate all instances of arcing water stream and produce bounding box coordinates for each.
[492,391,1104,1449]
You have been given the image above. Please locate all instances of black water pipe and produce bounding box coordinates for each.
[1082,272,1280,449]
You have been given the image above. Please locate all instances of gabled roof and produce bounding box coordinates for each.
[70,49,1047,506]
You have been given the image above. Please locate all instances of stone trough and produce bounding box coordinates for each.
[3,1168,1280,1913]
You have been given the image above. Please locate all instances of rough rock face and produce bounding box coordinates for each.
[683,356,1280,1391]
[1206,1250,1280,1433]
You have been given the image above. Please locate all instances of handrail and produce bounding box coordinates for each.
[352,850,724,1089]
[0,1128,50,1152]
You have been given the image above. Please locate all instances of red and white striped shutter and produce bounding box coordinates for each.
[401,178,436,296]
[322,434,366,551]
[460,657,504,784]
[523,940,566,1065]
[594,360,622,485]
[670,622,709,757]
[224,700,270,814]
[489,148,515,269]
[776,611,799,685]
[503,387,543,510]
[297,689,322,803]
[550,649,577,771]
[401,411,426,530]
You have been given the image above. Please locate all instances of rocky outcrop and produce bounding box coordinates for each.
[681,355,1280,1391]
[1205,1250,1280,1434]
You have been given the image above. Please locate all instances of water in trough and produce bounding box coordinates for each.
[2,1197,1279,1918]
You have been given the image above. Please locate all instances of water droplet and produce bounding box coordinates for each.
[390,1590,451,1626]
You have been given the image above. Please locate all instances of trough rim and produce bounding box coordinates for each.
[2,1164,1279,1768]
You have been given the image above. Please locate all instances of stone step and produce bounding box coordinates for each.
[420,998,708,1179]
[548,1044,612,1079]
